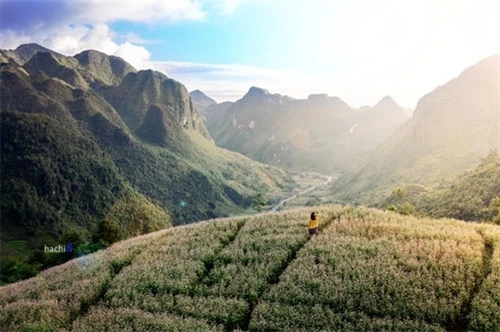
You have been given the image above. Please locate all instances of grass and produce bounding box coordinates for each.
[1,206,499,331]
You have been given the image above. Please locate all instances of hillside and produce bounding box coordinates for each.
[197,87,410,173]
[415,152,500,222]
[335,54,500,202]
[0,44,293,284]
[1,206,499,331]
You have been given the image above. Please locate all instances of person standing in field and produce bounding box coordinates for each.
[309,212,319,236]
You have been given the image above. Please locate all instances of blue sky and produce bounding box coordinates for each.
[1,0,499,107]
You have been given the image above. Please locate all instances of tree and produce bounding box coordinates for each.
[252,193,265,212]
[99,217,122,246]
[394,187,406,201]
[399,202,415,216]
[490,196,500,225]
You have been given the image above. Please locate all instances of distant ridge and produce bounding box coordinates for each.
[189,89,217,121]
[373,95,400,109]
[200,87,409,173]
[335,53,500,202]
[190,89,216,104]
[244,86,270,98]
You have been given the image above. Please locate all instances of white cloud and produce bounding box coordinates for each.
[119,32,159,45]
[71,0,206,24]
[0,30,31,50]
[114,42,152,69]
[1,22,153,70]
[0,0,206,69]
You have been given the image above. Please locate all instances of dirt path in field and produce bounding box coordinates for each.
[241,212,340,330]
[194,219,247,290]
[447,231,494,331]
[69,248,143,327]
[270,173,333,212]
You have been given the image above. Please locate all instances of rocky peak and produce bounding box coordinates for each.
[373,95,400,110]
[307,93,330,101]
[244,86,270,98]
[10,43,59,65]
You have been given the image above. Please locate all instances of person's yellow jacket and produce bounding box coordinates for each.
[308,217,319,229]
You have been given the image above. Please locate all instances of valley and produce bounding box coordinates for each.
[270,172,334,212]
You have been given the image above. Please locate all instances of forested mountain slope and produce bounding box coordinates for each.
[0,44,292,284]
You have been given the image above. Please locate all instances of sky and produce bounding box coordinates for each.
[1,0,499,108]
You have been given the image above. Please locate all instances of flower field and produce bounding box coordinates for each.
[1,206,499,331]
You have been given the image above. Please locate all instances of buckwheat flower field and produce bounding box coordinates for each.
[1,206,499,331]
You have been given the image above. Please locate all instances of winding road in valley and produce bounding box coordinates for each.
[270,174,333,212]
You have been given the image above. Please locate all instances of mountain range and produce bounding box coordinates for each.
[0,44,292,283]
[190,54,499,206]
[335,54,500,203]
[191,87,411,173]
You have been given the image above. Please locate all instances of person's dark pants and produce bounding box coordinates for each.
[309,227,318,235]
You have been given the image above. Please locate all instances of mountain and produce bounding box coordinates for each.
[105,69,209,137]
[335,54,500,202]
[1,206,499,331]
[23,52,89,89]
[361,95,411,141]
[74,49,136,87]
[189,89,217,120]
[0,43,60,65]
[205,87,410,173]
[0,44,293,284]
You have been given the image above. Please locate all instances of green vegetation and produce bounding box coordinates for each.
[379,153,500,223]
[0,111,170,284]
[0,45,293,285]
[0,110,129,238]
[100,192,171,245]
[1,206,499,331]
[416,153,500,223]
[251,193,265,212]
